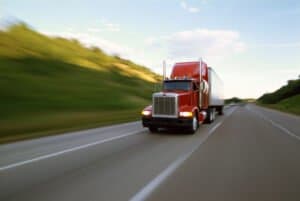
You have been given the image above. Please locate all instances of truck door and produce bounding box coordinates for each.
[193,82,199,106]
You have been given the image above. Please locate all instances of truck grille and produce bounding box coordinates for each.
[153,96,177,117]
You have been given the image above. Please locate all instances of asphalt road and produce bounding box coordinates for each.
[0,104,299,201]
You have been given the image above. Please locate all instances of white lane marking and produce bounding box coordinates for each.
[0,129,145,171]
[225,106,237,117]
[224,105,230,109]
[129,122,223,201]
[258,114,300,141]
[246,106,300,141]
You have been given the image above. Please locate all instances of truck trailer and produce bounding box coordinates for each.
[141,60,224,134]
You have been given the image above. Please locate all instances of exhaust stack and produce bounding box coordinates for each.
[163,60,166,80]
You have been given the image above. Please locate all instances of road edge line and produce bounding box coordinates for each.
[0,129,145,171]
[246,105,300,141]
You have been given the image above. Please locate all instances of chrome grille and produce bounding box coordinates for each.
[153,95,177,117]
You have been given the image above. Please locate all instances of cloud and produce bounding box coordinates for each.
[180,1,199,13]
[104,23,120,32]
[43,31,131,57]
[252,42,300,48]
[201,0,208,4]
[147,28,246,61]
[145,37,164,48]
[87,27,102,33]
[100,18,120,32]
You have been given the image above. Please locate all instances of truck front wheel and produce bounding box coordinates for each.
[188,113,199,134]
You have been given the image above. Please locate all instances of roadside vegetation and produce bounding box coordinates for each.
[225,97,244,104]
[257,77,300,115]
[0,23,161,143]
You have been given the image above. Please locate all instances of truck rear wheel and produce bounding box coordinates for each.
[217,106,224,115]
[149,127,158,133]
[205,108,215,124]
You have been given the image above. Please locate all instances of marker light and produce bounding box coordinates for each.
[141,110,151,116]
[179,111,193,117]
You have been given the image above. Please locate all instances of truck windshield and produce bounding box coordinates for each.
[163,81,191,91]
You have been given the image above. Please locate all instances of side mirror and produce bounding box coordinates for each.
[200,80,209,94]
[200,81,205,91]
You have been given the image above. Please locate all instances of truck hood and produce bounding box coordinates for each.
[176,92,191,107]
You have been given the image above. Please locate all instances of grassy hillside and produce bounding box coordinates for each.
[258,78,300,104]
[257,77,300,115]
[0,23,161,143]
[260,95,300,116]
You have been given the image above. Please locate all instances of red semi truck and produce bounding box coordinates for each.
[141,60,224,134]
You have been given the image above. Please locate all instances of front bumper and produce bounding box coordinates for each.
[142,117,192,128]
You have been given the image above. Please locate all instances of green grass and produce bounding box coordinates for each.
[0,110,141,144]
[258,94,300,116]
[0,57,156,143]
[0,23,161,143]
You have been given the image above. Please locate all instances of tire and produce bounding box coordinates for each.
[188,113,199,134]
[205,108,215,124]
[149,127,158,133]
[212,108,216,122]
[217,106,224,115]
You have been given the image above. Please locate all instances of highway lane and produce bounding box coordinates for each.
[0,106,236,201]
[146,104,300,201]
[1,104,299,201]
[0,121,145,169]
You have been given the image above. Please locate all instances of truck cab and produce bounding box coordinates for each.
[141,60,223,134]
[142,78,202,133]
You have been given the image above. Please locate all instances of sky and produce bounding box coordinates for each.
[1,0,300,98]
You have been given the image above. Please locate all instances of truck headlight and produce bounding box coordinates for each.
[141,110,151,116]
[179,111,193,117]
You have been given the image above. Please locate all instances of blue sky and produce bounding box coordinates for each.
[1,0,300,98]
